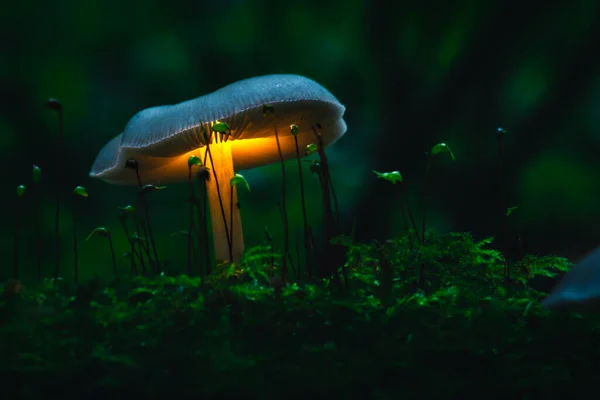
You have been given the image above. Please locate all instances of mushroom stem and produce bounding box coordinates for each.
[204,137,244,263]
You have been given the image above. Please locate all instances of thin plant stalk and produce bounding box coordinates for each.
[292,127,311,279]
[396,186,409,233]
[422,153,432,244]
[139,190,159,270]
[14,185,26,279]
[421,142,455,245]
[72,197,79,284]
[328,178,340,228]
[119,211,142,275]
[418,154,433,289]
[85,227,117,276]
[187,163,196,275]
[229,189,234,258]
[264,226,274,275]
[125,160,155,268]
[108,236,117,276]
[32,165,42,281]
[311,126,336,239]
[311,125,345,287]
[121,220,146,274]
[45,98,63,283]
[124,225,140,275]
[14,209,20,279]
[271,123,290,282]
[398,182,421,243]
[296,229,301,277]
[71,186,88,283]
[420,142,455,288]
[229,173,250,265]
[133,212,151,267]
[496,128,510,281]
[276,202,297,278]
[35,188,42,280]
[197,169,210,276]
[307,226,318,264]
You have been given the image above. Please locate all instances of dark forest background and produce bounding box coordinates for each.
[2,0,600,281]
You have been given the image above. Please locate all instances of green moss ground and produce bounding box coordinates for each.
[1,231,595,399]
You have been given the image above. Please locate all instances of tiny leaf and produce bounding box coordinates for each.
[187,155,202,168]
[305,143,318,156]
[211,121,230,134]
[73,186,88,197]
[16,184,26,197]
[85,227,110,243]
[290,124,300,136]
[506,206,518,216]
[430,142,455,160]
[119,205,136,213]
[230,173,250,192]
[373,170,403,184]
[32,165,42,183]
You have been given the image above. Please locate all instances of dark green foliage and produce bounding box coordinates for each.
[0,233,588,399]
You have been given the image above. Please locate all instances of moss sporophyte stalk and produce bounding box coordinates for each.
[3,75,593,398]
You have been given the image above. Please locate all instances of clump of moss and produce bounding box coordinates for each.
[1,231,592,399]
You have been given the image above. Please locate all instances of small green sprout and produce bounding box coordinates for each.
[262,104,275,117]
[230,173,250,192]
[16,185,26,197]
[85,227,117,275]
[290,124,300,136]
[140,184,167,195]
[119,205,136,213]
[430,143,455,160]
[305,143,318,155]
[85,227,110,243]
[119,205,136,223]
[496,127,507,136]
[187,155,202,167]
[32,165,42,183]
[212,121,230,134]
[73,186,88,197]
[373,170,403,184]
[506,206,518,216]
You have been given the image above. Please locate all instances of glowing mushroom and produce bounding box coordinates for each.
[89,74,347,264]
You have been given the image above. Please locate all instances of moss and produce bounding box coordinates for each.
[1,231,593,398]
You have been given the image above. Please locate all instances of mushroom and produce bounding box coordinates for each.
[89,74,347,264]
[542,246,600,310]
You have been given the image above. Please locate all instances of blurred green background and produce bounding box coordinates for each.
[2,0,600,282]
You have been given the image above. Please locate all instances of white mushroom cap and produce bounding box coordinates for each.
[90,74,346,185]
